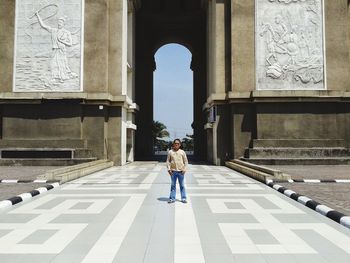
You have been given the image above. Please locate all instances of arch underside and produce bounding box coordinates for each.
[135,0,207,161]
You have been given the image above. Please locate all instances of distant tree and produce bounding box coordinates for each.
[152,121,170,140]
[181,135,194,151]
[152,121,170,152]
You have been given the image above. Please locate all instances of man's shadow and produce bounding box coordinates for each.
[157,197,169,202]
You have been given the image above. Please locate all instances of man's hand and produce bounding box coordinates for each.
[181,170,186,175]
[168,170,172,176]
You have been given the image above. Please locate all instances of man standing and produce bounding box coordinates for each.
[166,139,188,203]
[35,12,77,83]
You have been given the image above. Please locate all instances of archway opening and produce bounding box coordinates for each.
[153,44,194,157]
[134,0,207,161]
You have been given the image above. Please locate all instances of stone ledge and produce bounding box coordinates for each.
[0,93,138,108]
[38,159,114,183]
[226,90,350,103]
[225,160,272,183]
[225,159,291,183]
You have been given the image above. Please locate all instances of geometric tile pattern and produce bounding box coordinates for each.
[0,163,349,262]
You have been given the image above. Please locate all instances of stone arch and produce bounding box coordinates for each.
[134,0,207,161]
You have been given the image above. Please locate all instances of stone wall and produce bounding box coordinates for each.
[229,0,350,93]
[0,0,132,165]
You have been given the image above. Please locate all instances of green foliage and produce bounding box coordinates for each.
[181,136,194,151]
[152,121,194,152]
[152,120,170,140]
[153,120,171,151]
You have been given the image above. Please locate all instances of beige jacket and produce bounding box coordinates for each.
[166,149,188,172]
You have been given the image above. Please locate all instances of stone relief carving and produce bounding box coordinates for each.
[256,0,325,90]
[14,0,83,92]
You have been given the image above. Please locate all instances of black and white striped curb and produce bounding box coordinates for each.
[0,179,60,184]
[266,180,350,229]
[0,182,60,211]
[269,179,350,183]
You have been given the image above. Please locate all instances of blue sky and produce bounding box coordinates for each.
[153,44,193,140]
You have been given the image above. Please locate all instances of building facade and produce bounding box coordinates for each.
[0,0,350,165]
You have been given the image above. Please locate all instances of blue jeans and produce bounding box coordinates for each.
[169,171,187,200]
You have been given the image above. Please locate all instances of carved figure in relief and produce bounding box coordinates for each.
[35,11,77,83]
[259,0,323,85]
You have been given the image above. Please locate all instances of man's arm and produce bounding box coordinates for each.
[166,151,172,175]
[182,151,188,174]
[35,12,51,32]
[58,31,73,46]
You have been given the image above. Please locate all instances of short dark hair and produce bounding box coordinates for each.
[173,138,181,145]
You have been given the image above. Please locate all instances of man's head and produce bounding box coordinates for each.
[58,17,66,29]
[275,15,282,24]
[172,139,181,151]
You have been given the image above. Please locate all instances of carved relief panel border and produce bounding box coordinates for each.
[256,0,326,90]
[13,0,84,92]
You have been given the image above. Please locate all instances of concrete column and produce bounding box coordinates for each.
[230,0,255,93]
[0,0,14,92]
[107,107,123,165]
[82,105,108,160]
[192,55,207,161]
[207,0,228,164]
[135,55,155,160]
[207,0,214,97]
[213,104,230,165]
[348,2,350,76]
[214,1,226,96]
[127,8,135,100]
[108,0,128,96]
[325,0,350,90]
[207,0,226,98]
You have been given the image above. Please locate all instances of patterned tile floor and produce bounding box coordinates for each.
[0,162,350,263]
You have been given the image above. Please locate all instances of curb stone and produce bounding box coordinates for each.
[0,179,60,184]
[0,182,60,212]
[266,180,350,229]
[267,179,350,183]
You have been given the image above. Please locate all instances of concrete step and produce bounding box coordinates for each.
[0,139,86,148]
[246,147,350,158]
[252,139,346,148]
[38,159,114,183]
[0,158,97,166]
[241,157,350,165]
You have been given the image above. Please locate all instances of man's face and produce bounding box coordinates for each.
[58,20,64,29]
[173,141,181,150]
[275,16,281,24]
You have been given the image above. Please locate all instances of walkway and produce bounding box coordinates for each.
[0,163,350,263]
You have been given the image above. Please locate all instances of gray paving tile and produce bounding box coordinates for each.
[18,229,58,244]
[203,253,235,263]
[293,254,331,263]
[294,229,350,256]
[234,254,268,263]
[19,254,57,263]
[70,201,93,210]
[263,254,299,263]
[0,255,27,263]
[245,229,279,245]
[0,214,37,223]
[0,229,11,238]
[225,202,245,209]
